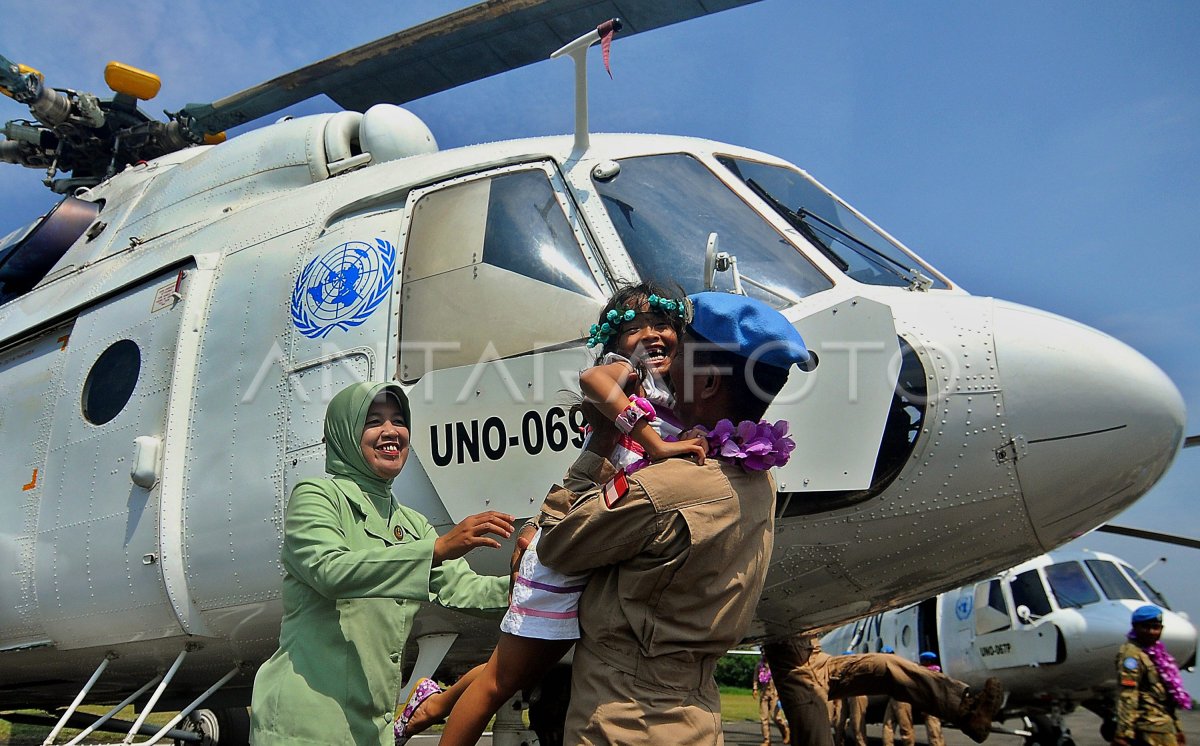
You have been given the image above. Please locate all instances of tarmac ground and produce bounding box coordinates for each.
[720,707,1200,746]
[403,706,1200,745]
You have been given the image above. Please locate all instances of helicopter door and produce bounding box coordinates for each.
[770,296,899,492]
[397,163,609,523]
[0,321,72,649]
[33,268,190,648]
[969,578,1057,669]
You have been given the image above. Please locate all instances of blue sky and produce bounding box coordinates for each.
[2,0,1198,686]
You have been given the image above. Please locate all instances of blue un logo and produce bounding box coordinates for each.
[955,594,974,621]
[291,238,396,338]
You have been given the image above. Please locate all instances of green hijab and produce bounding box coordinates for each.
[324,381,411,499]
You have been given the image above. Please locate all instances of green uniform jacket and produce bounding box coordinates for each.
[250,382,507,746]
[1114,640,1184,740]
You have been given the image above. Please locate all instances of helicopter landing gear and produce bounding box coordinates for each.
[177,707,250,746]
[1023,713,1074,746]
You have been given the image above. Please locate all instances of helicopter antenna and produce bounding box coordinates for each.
[1137,557,1168,576]
[551,18,621,154]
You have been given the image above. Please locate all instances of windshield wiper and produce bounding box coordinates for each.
[795,206,920,285]
[746,178,850,272]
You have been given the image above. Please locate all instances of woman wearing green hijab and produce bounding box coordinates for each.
[250,381,514,746]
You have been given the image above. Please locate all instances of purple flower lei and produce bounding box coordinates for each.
[689,418,795,471]
[1128,630,1194,710]
[624,418,795,474]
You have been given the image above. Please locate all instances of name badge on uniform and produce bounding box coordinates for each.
[603,471,630,509]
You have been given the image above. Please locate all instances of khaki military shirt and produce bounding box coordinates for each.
[537,451,776,745]
[1115,641,1184,740]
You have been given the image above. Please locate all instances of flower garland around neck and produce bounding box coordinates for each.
[1128,630,1193,710]
[694,419,795,470]
[624,419,794,474]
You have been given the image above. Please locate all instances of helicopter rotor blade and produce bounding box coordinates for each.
[1094,524,1200,550]
[178,0,763,135]
[1185,434,1199,448]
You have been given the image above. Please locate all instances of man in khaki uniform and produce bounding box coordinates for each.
[919,651,946,746]
[755,657,792,745]
[882,697,916,746]
[764,635,1004,746]
[880,646,917,746]
[1113,605,1191,746]
[841,695,869,746]
[537,292,813,745]
[829,696,844,746]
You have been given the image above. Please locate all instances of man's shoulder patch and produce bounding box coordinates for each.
[603,471,630,509]
[1119,655,1141,687]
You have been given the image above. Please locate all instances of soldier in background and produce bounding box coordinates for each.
[883,696,915,746]
[841,694,868,746]
[919,651,946,746]
[881,648,916,746]
[764,635,1003,746]
[830,694,844,746]
[1112,605,1192,746]
[755,656,792,745]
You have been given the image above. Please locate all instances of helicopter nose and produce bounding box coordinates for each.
[991,300,1185,550]
[1161,611,1199,666]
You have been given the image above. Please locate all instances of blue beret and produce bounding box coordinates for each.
[881,645,895,654]
[919,651,938,662]
[686,292,812,370]
[1131,605,1163,624]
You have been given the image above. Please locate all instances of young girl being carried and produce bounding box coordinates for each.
[395,281,707,745]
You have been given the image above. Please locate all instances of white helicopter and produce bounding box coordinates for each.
[821,547,1198,746]
[0,1,1189,743]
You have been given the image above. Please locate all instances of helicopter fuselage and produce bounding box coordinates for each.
[0,110,1184,708]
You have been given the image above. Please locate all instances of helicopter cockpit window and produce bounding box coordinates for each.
[1085,559,1140,601]
[478,170,602,298]
[1123,564,1172,609]
[974,579,1011,634]
[1009,569,1053,617]
[591,153,832,307]
[1043,561,1102,609]
[0,195,99,305]
[400,165,605,380]
[716,156,948,290]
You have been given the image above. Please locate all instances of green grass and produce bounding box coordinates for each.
[0,706,177,745]
[720,686,760,722]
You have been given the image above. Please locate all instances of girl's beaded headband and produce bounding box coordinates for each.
[586,294,689,348]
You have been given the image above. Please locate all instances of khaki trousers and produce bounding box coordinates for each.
[842,696,868,746]
[758,681,790,742]
[883,699,914,746]
[924,714,944,746]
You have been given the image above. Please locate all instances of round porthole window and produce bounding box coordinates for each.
[82,339,141,425]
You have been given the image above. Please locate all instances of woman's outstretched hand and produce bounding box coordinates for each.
[433,511,515,564]
[509,522,539,597]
